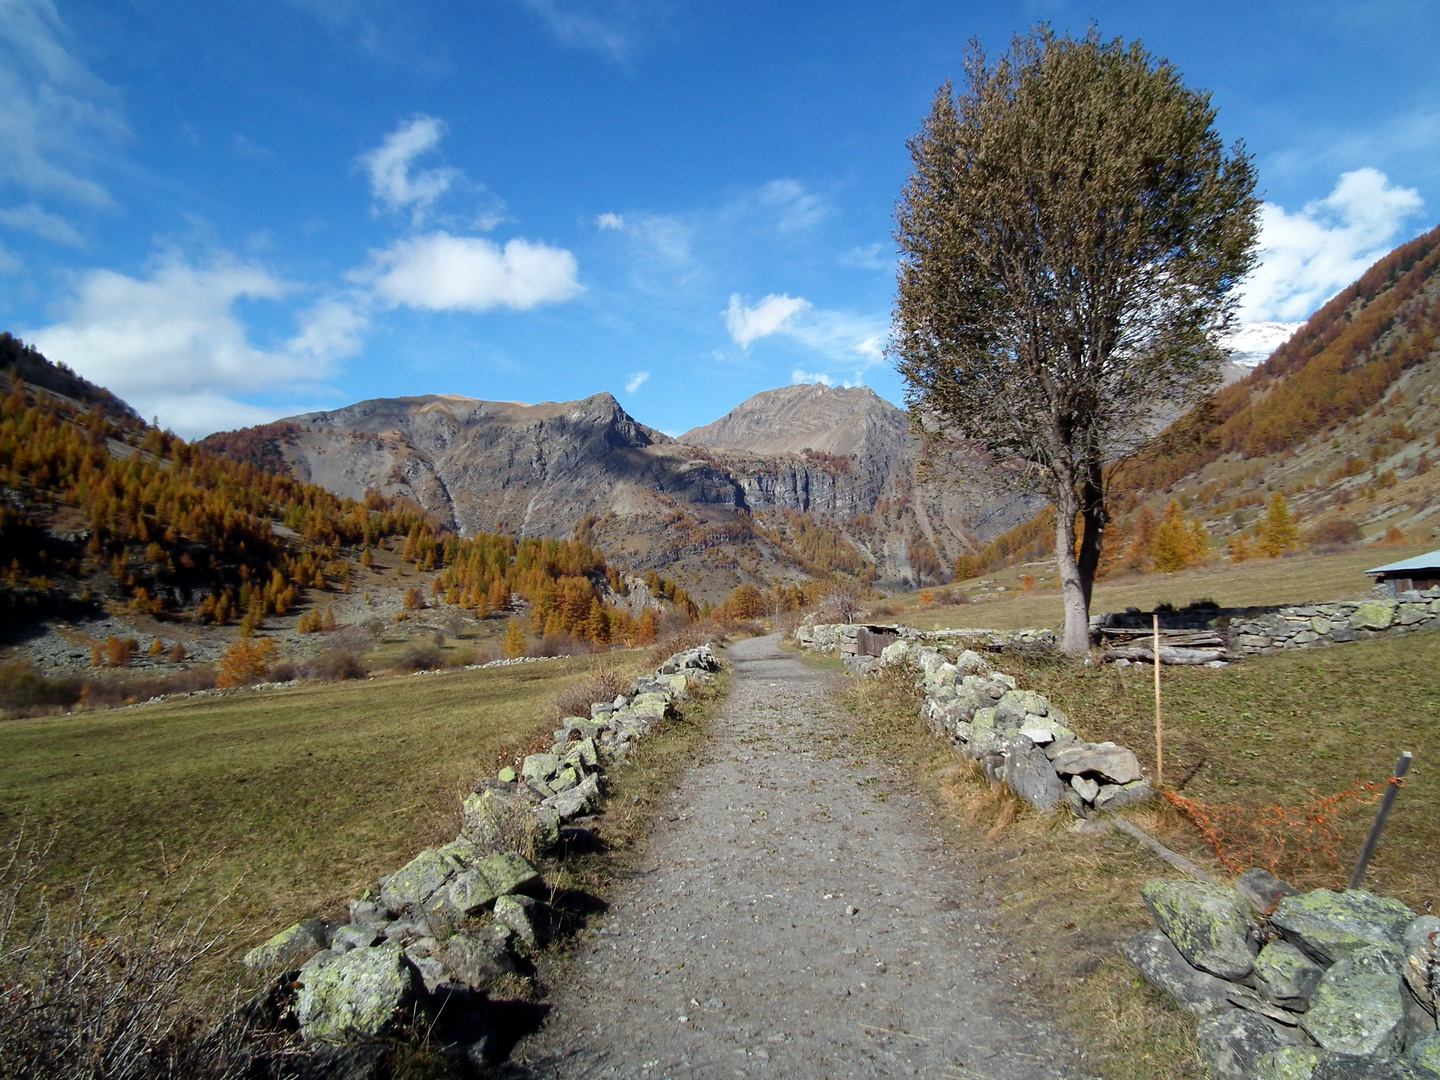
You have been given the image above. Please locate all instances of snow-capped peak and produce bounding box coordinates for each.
[1222,321,1303,368]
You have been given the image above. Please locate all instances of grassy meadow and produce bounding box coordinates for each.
[882,542,1434,632]
[0,652,647,960]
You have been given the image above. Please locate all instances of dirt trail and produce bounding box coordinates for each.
[515,635,1088,1079]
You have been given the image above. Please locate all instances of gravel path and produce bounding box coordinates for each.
[515,634,1088,1080]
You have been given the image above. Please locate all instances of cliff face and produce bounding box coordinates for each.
[209,385,1034,596]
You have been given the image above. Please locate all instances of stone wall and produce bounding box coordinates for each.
[236,644,723,1068]
[794,626,1152,819]
[794,620,1055,671]
[1228,590,1440,656]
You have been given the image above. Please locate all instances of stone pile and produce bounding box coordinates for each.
[239,644,722,1066]
[1124,872,1440,1079]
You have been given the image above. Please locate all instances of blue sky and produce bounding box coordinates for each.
[3,0,1438,438]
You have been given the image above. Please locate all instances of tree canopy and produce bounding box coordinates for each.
[893,26,1259,653]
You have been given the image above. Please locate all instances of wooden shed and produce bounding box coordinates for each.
[1366,548,1440,594]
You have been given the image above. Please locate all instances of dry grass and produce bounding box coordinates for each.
[843,668,1208,1080]
[0,653,615,974]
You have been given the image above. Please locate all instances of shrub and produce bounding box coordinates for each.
[548,662,628,723]
[105,636,135,668]
[1306,516,1363,548]
[394,643,444,672]
[307,649,367,681]
[0,662,84,714]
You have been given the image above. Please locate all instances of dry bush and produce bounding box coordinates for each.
[0,826,251,1080]
[548,662,629,724]
[305,649,367,681]
[393,642,444,672]
[645,621,725,666]
[527,633,589,659]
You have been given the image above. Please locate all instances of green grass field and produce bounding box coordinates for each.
[884,543,1434,632]
[0,654,627,957]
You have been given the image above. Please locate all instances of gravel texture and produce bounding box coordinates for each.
[515,634,1088,1079]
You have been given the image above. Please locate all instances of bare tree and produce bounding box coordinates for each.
[893,26,1258,655]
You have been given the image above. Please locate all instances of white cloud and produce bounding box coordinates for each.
[724,292,887,367]
[0,0,125,212]
[754,179,828,234]
[362,231,581,312]
[516,0,638,60]
[596,212,625,230]
[840,242,891,271]
[625,370,649,393]
[1240,168,1425,322]
[357,115,461,223]
[26,253,362,437]
[0,244,22,274]
[0,203,84,246]
[725,293,811,348]
[794,371,858,391]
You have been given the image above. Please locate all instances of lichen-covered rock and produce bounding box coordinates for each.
[1049,742,1144,784]
[445,852,543,916]
[243,918,329,971]
[998,689,1049,717]
[1255,939,1326,1011]
[1141,879,1257,980]
[1252,1046,1323,1080]
[1350,601,1397,632]
[296,942,421,1042]
[1001,735,1064,814]
[1272,889,1416,963]
[1198,1007,1283,1080]
[1404,916,1440,1015]
[438,933,516,992]
[1237,868,1301,915]
[494,894,547,948]
[331,924,382,952]
[630,692,671,720]
[379,848,462,911]
[1410,1030,1440,1077]
[1122,929,1235,1016]
[521,753,562,782]
[1093,778,1155,812]
[1302,945,1406,1056]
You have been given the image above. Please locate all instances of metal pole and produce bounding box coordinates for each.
[1153,613,1163,787]
[1348,751,1412,891]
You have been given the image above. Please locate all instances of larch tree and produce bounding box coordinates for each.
[893,26,1259,654]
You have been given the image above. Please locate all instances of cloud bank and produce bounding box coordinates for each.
[28,254,366,437]
[1241,168,1425,322]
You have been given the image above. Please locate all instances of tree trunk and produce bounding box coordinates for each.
[1077,463,1106,612]
[1054,498,1091,657]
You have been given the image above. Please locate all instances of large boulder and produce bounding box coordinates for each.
[1272,890,1416,964]
[1254,939,1327,1011]
[1049,742,1144,784]
[1122,929,1235,1016]
[1001,735,1064,814]
[1093,779,1155,812]
[1237,869,1301,916]
[244,919,329,971]
[296,942,422,1042]
[1141,879,1258,980]
[1301,945,1406,1056]
[1410,1031,1440,1077]
[1349,602,1397,632]
[379,848,462,911]
[1197,1008,1284,1080]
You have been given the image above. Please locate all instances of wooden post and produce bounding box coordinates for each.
[1153,613,1163,788]
[1348,752,1412,890]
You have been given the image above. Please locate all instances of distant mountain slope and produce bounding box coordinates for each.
[1107,220,1440,559]
[679,384,904,458]
[205,385,1039,596]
